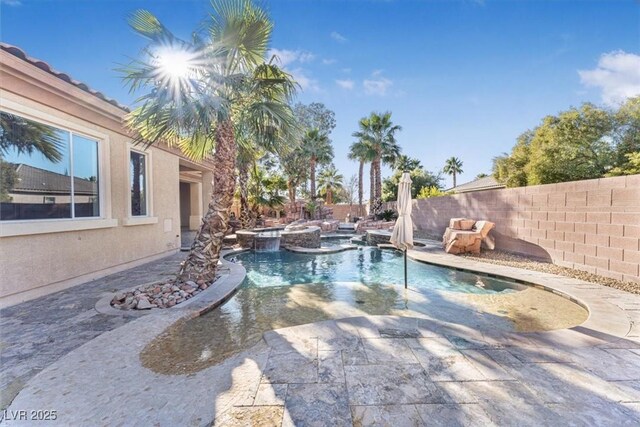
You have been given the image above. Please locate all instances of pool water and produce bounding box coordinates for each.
[236,248,522,294]
[140,248,588,374]
[320,237,354,248]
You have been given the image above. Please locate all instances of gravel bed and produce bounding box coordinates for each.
[461,250,640,295]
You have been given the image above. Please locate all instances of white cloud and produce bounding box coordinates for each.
[1,0,22,5]
[336,79,354,90]
[322,58,337,65]
[291,68,320,92]
[341,68,352,74]
[330,31,347,43]
[578,50,640,106]
[267,48,315,67]
[362,75,393,96]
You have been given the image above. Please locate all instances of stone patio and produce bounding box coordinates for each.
[3,245,640,425]
[0,252,187,410]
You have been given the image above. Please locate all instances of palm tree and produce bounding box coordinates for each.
[317,165,344,205]
[0,112,64,162]
[121,0,296,284]
[348,139,374,217]
[236,140,260,229]
[278,145,307,218]
[352,112,401,214]
[393,155,421,172]
[444,157,464,188]
[301,128,333,200]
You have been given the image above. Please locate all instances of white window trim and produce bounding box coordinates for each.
[0,98,114,237]
[124,143,157,226]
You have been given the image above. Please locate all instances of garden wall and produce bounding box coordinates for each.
[326,204,367,221]
[393,174,640,283]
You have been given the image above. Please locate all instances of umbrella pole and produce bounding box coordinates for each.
[404,248,408,289]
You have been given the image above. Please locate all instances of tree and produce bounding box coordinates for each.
[352,112,401,214]
[493,98,640,187]
[443,157,463,188]
[382,167,442,201]
[293,103,336,138]
[492,130,532,187]
[317,165,344,205]
[475,173,489,179]
[527,104,614,184]
[278,145,307,216]
[341,174,358,216]
[0,158,17,202]
[0,112,65,163]
[236,140,261,228]
[121,0,296,284]
[348,139,374,217]
[607,152,640,176]
[393,155,421,172]
[301,128,333,199]
[416,186,447,199]
[248,163,286,214]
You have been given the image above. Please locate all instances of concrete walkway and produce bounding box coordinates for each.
[4,245,640,425]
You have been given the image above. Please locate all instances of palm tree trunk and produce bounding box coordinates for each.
[358,160,363,217]
[327,189,332,205]
[238,161,252,229]
[310,157,317,200]
[453,172,457,188]
[177,118,236,284]
[369,162,375,215]
[288,179,296,218]
[373,155,382,215]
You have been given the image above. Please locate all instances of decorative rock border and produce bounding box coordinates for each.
[94,248,248,317]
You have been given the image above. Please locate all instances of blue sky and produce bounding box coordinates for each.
[2,0,639,191]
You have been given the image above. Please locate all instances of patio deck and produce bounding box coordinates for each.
[2,247,640,425]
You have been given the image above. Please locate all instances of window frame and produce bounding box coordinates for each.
[123,143,157,226]
[0,99,115,237]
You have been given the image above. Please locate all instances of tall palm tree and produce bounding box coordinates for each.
[121,0,296,284]
[317,165,344,205]
[348,139,374,217]
[301,128,333,200]
[352,112,401,214]
[444,156,464,188]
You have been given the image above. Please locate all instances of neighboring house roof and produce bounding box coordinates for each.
[446,176,505,193]
[10,164,98,196]
[0,43,129,112]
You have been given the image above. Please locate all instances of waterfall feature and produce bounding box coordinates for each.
[254,231,282,252]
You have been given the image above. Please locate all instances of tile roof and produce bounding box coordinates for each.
[1,43,130,112]
[447,176,505,193]
[11,163,98,196]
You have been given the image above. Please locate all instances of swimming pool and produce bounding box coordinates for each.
[140,247,588,374]
[235,247,522,294]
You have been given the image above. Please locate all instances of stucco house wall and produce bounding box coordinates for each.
[0,47,214,307]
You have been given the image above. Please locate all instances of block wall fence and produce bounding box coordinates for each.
[390,174,640,283]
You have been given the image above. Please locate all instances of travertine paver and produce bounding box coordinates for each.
[5,241,640,425]
[0,252,187,410]
[6,314,640,426]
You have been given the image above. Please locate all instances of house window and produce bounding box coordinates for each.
[0,111,100,221]
[130,151,147,216]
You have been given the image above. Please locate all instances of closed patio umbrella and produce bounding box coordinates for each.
[390,172,414,288]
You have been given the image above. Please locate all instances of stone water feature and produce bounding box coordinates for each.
[236,226,321,250]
